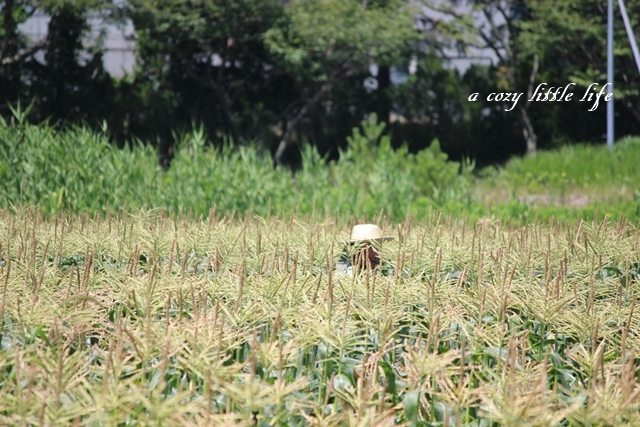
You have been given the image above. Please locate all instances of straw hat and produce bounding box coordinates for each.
[342,224,394,245]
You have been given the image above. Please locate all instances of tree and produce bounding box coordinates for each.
[423,0,543,155]
[264,0,419,165]
[517,0,640,127]
[1,0,46,109]
[424,0,640,154]
[1,0,117,123]
[125,0,420,166]
[127,0,289,153]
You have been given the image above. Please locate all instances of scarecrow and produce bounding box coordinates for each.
[335,224,394,276]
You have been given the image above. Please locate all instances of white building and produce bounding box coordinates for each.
[19,12,135,78]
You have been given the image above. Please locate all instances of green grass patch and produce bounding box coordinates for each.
[478,137,640,202]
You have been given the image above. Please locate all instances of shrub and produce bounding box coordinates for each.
[0,109,473,221]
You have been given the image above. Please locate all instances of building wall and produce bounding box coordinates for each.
[19,13,135,78]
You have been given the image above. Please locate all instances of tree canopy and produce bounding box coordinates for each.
[1,0,639,165]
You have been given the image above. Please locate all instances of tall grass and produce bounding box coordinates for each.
[0,106,159,214]
[1,209,640,425]
[480,137,640,195]
[0,109,471,222]
[2,106,640,222]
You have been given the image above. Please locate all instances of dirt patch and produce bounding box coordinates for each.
[517,194,590,207]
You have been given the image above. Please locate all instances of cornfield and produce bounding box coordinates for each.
[1,207,640,426]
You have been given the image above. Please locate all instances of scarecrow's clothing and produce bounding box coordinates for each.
[334,253,395,277]
[334,261,353,276]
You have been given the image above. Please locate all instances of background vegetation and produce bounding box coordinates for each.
[1,0,639,166]
[2,107,640,223]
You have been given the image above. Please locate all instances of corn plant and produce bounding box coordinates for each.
[1,208,640,425]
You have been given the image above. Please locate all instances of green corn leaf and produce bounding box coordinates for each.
[403,390,422,427]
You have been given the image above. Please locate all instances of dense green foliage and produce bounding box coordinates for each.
[1,108,640,223]
[0,109,470,220]
[482,137,640,193]
[2,211,640,425]
[1,0,639,164]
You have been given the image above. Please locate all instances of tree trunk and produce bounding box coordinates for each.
[520,54,539,156]
[274,85,329,166]
[1,0,16,77]
[517,103,537,156]
[1,0,15,62]
[375,65,391,123]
